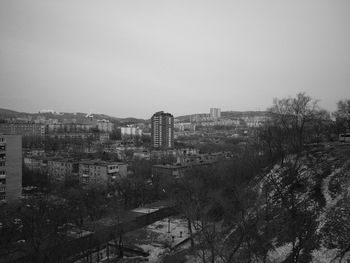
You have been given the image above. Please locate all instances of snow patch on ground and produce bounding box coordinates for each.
[268,243,292,262]
[311,247,339,263]
[137,244,168,262]
[132,208,159,214]
[323,168,343,208]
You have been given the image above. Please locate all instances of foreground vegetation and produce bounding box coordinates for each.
[165,94,350,263]
[1,93,350,263]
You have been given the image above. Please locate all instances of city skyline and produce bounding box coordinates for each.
[1,0,350,118]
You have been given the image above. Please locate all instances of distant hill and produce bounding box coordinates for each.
[0,108,147,125]
[176,110,270,122]
[0,107,271,124]
[221,110,269,118]
[0,108,32,118]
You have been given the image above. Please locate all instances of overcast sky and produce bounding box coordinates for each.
[1,0,349,118]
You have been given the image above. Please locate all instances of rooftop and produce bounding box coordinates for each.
[79,159,126,166]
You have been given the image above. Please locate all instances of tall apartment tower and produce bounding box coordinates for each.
[0,135,22,203]
[210,108,221,119]
[151,111,174,149]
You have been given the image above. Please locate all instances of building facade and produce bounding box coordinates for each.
[47,132,95,140]
[210,108,221,119]
[24,156,46,172]
[121,126,143,138]
[152,160,217,181]
[174,122,196,132]
[79,161,127,185]
[151,111,174,149]
[47,158,79,183]
[97,119,114,133]
[0,123,46,137]
[99,133,110,142]
[47,123,94,133]
[0,135,22,202]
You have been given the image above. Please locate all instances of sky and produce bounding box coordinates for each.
[1,0,350,118]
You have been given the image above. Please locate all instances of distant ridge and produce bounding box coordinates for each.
[0,108,32,118]
[176,110,270,122]
[0,108,147,124]
[0,107,270,124]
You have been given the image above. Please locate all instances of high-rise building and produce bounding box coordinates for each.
[210,108,221,119]
[151,111,174,149]
[0,135,22,203]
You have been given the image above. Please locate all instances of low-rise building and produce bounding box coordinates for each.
[152,151,232,180]
[79,161,127,185]
[243,116,270,127]
[97,119,114,133]
[174,122,196,132]
[47,123,95,133]
[150,148,199,164]
[133,150,150,160]
[0,123,46,136]
[99,133,110,142]
[47,132,95,140]
[152,160,216,179]
[24,156,45,172]
[121,126,143,138]
[47,158,79,183]
[190,114,212,123]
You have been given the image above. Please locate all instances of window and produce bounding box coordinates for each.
[83,177,89,183]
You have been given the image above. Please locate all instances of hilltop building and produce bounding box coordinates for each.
[151,111,174,149]
[174,122,196,132]
[210,108,221,119]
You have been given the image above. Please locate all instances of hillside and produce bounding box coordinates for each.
[166,142,350,263]
[176,110,269,122]
[0,108,33,118]
[260,143,350,262]
[221,110,270,118]
[0,107,146,124]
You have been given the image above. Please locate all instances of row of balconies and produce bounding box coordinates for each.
[0,144,5,151]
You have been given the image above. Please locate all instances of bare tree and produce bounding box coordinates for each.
[269,92,321,155]
[334,99,350,132]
